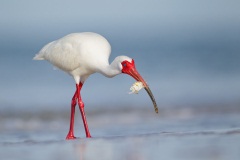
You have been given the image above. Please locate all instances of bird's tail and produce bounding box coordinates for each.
[33,41,55,60]
[33,53,44,60]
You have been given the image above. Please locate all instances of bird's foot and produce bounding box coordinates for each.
[86,134,92,138]
[66,135,76,140]
[66,133,76,140]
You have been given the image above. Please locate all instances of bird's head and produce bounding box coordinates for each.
[116,56,158,113]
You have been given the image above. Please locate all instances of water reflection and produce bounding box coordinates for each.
[74,142,87,160]
[71,128,240,160]
[73,138,146,160]
[0,110,240,160]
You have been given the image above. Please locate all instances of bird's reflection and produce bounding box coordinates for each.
[72,137,147,160]
[74,141,87,160]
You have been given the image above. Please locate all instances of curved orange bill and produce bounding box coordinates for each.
[127,67,158,114]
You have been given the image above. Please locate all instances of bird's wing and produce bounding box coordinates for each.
[35,39,81,72]
[34,32,112,74]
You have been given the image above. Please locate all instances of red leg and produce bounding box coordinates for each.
[77,83,92,138]
[66,84,78,140]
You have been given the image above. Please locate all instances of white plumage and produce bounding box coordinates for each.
[34,32,158,139]
[34,32,130,83]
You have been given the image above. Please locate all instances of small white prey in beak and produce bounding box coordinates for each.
[129,81,144,94]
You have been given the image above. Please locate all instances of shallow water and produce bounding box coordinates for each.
[1,109,240,160]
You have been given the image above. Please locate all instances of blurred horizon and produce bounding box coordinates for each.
[0,0,240,111]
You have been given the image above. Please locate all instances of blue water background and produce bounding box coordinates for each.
[0,0,240,111]
[1,2,240,160]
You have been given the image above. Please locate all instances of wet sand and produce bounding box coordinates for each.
[1,107,240,160]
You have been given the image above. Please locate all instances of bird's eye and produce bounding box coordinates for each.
[123,63,127,67]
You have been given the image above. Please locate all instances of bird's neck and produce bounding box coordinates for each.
[98,61,121,78]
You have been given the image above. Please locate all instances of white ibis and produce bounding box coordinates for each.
[33,32,158,140]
